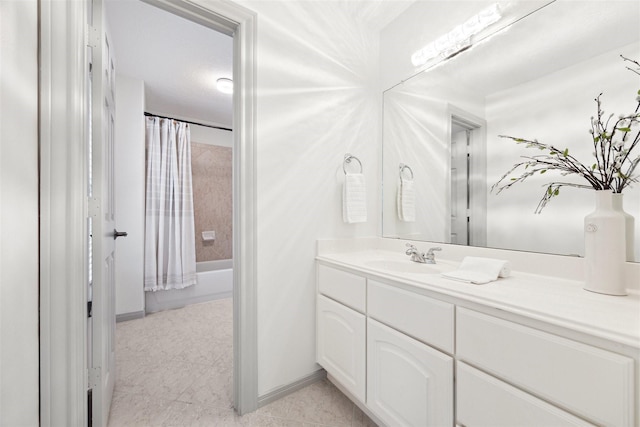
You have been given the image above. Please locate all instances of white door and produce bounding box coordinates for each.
[367,318,453,427]
[451,126,469,244]
[89,0,121,425]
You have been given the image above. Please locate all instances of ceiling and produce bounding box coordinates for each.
[105,0,234,128]
[104,0,416,130]
[105,1,639,130]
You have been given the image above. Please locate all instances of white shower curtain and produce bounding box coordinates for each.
[144,116,197,291]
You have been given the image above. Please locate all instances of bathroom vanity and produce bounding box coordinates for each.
[315,238,640,427]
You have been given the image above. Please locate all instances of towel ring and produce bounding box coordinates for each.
[399,163,414,180]
[343,153,363,174]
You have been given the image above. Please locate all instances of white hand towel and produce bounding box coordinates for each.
[343,173,367,223]
[397,177,415,222]
[441,256,511,285]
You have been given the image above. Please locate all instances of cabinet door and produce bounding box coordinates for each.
[367,319,453,427]
[317,295,366,402]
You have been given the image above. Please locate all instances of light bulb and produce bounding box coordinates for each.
[216,78,233,94]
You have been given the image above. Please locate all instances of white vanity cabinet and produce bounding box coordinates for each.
[316,265,366,402]
[317,265,455,426]
[316,261,638,427]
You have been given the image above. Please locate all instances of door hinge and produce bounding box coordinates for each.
[88,367,101,389]
[87,25,100,48]
[88,199,100,217]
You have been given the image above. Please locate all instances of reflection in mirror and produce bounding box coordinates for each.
[382,0,640,261]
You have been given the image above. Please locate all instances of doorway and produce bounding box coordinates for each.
[448,107,487,247]
[38,0,257,425]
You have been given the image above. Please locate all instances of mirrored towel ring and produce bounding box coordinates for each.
[343,153,363,174]
[399,163,414,180]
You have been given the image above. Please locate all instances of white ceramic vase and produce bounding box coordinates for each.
[612,193,635,262]
[583,190,627,296]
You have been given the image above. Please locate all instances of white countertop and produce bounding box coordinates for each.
[316,249,640,349]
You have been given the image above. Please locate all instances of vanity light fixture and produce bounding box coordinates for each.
[411,3,502,67]
[216,78,233,94]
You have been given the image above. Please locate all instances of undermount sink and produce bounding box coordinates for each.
[363,259,447,274]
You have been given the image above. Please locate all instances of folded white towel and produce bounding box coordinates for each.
[397,177,415,222]
[441,256,511,285]
[343,173,367,223]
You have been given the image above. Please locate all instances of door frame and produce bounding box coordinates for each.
[446,105,487,247]
[39,0,258,424]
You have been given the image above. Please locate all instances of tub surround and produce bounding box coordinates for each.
[316,237,640,426]
[191,141,232,262]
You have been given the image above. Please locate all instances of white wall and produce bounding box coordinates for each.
[486,42,640,258]
[0,0,40,424]
[115,74,146,316]
[236,0,380,396]
[190,123,233,147]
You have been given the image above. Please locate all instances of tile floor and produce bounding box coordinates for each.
[108,298,378,427]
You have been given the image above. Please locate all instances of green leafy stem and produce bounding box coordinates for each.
[491,55,640,213]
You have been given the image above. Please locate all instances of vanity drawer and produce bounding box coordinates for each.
[457,362,594,426]
[318,264,366,313]
[456,308,634,426]
[368,280,454,353]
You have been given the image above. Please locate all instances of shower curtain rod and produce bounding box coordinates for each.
[144,112,232,132]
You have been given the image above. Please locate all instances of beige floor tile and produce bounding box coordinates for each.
[280,380,355,426]
[351,406,379,427]
[109,298,369,427]
[108,391,174,427]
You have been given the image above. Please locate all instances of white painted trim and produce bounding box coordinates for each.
[446,105,488,247]
[115,311,145,323]
[39,0,90,425]
[145,291,233,313]
[257,370,327,408]
[40,0,259,422]
[140,0,258,414]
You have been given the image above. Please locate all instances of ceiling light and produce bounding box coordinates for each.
[411,3,502,67]
[216,78,233,94]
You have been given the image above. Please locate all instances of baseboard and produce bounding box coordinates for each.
[116,310,145,323]
[145,290,232,314]
[257,369,327,408]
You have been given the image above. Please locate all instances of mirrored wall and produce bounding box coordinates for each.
[382,0,640,261]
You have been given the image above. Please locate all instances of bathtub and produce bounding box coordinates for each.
[145,259,233,313]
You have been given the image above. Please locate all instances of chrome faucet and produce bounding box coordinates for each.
[405,244,442,264]
[405,243,426,263]
[424,247,442,264]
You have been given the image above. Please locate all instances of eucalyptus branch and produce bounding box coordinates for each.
[497,136,603,187]
[534,182,594,214]
[621,55,640,76]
